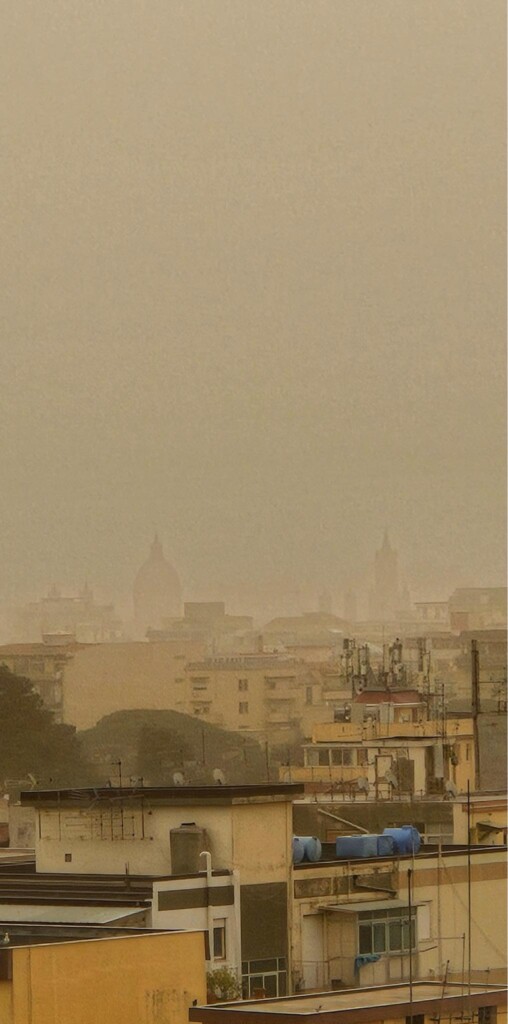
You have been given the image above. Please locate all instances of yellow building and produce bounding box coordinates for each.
[280,693,475,798]
[291,843,506,990]
[0,928,206,1024]
[179,654,329,745]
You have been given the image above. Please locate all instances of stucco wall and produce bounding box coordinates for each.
[5,930,206,1024]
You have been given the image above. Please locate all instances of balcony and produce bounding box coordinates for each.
[313,719,473,743]
[278,765,363,784]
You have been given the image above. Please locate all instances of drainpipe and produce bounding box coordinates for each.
[200,851,214,969]
[232,868,242,985]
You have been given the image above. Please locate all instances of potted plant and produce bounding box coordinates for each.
[206,967,241,1003]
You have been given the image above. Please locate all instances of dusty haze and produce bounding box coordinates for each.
[0,0,505,616]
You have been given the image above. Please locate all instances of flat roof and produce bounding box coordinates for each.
[0,905,145,924]
[20,784,304,807]
[316,898,424,914]
[189,982,507,1024]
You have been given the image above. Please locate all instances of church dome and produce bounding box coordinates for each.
[133,535,182,633]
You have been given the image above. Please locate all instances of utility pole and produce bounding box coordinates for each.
[471,640,481,791]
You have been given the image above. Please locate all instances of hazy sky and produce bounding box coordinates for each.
[1,0,505,616]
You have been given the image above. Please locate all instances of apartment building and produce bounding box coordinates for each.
[179,654,330,744]
[280,693,475,798]
[13,783,507,999]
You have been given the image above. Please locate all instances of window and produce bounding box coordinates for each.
[213,920,226,960]
[192,677,209,690]
[466,744,471,761]
[239,702,249,715]
[238,679,248,692]
[64,853,72,863]
[331,748,354,766]
[479,1009,497,1024]
[242,958,286,999]
[358,908,416,955]
[306,748,330,767]
[305,686,313,705]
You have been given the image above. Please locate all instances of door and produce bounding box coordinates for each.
[301,914,325,991]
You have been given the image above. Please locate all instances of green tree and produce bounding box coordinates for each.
[136,724,193,784]
[0,665,89,788]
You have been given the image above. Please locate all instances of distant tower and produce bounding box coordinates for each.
[344,590,357,623]
[318,589,332,615]
[133,534,182,636]
[370,530,400,621]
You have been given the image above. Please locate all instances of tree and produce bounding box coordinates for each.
[0,665,89,788]
[136,724,193,784]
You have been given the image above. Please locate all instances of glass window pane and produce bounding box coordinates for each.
[250,959,277,973]
[318,749,329,766]
[277,958,286,970]
[331,749,342,765]
[213,925,225,958]
[373,923,386,953]
[249,977,263,996]
[278,973,287,996]
[343,749,353,765]
[264,975,277,997]
[359,924,372,954]
[389,921,402,950]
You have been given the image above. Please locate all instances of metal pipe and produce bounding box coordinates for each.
[471,640,481,790]
[467,782,472,1013]
[200,850,214,967]
[317,809,370,834]
[408,868,413,1024]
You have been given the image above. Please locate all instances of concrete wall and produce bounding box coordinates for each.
[152,874,240,977]
[62,640,205,729]
[34,796,294,878]
[291,847,507,991]
[0,930,206,1024]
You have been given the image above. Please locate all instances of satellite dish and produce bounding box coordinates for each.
[172,772,185,786]
[356,776,370,793]
[212,768,226,786]
[444,779,458,799]
[385,770,399,788]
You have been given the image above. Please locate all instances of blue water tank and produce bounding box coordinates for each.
[293,836,322,862]
[335,834,379,858]
[382,826,421,855]
[376,834,396,856]
[292,837,306,864]
[301,836,322,862]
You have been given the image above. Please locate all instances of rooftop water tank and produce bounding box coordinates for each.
[292,837,305,864]
[382,826,421,855]
[335,835,379,859]
[170,822,208,874]
[293,836,322,863]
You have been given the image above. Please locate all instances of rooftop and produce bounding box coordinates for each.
[0,923,189,948]
[190,982,506,1024]
[20,783,304,808]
